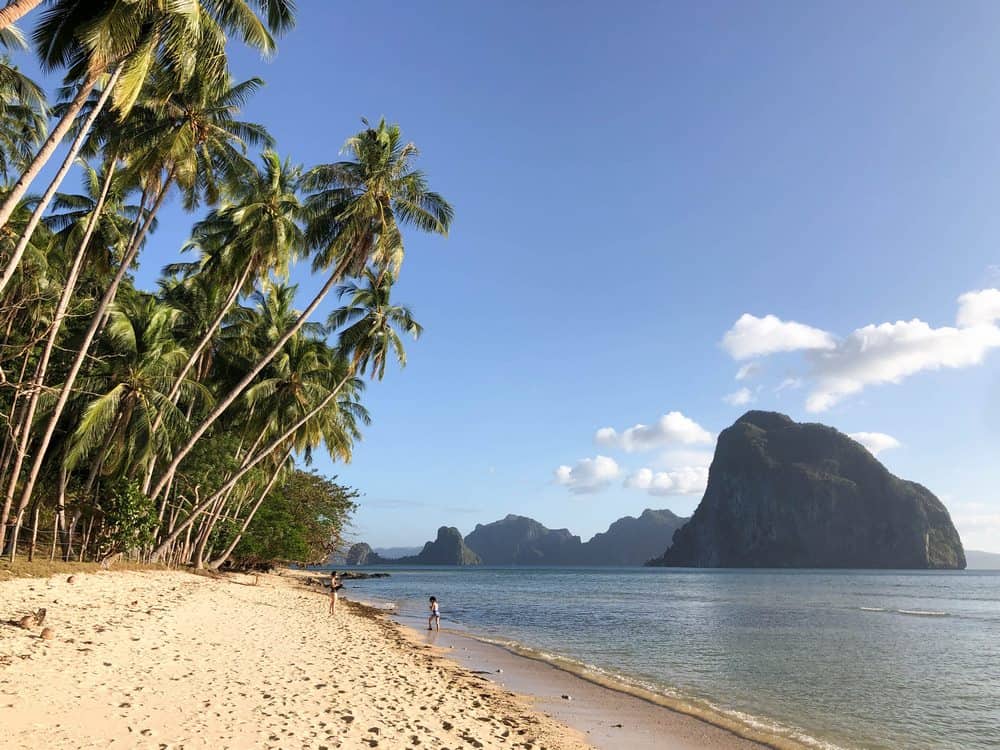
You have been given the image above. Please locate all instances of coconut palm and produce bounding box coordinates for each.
[5,54,271,533]
[328,266,422,381]
[0,0,294,283]
[0,26,48,185]
[161,150,300,403]
[64,292,210,481]
[147,119,452,506]
[0,1,45,33]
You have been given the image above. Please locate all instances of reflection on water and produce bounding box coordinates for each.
[343,567,1000,750]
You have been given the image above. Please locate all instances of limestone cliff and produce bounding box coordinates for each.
[650,411,966,569]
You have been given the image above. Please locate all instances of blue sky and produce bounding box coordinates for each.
[21,2,1000,552]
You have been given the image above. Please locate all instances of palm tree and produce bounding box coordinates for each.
[328,266,423,380]
[147,119,453,505]
[4,56,273,538]
[0,0,294,282]
[162,150,300,401]
[65,292,209,483]
[0,26,48,185]
[152,270,420,563]
[0,1,45,33]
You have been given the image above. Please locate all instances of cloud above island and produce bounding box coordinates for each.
[721,289,1000,412]
[554,455,621,494]
[595,411,713,452]
[625,466,709,496]
[721,313,836,360]
[848,432,901,456]
[723,387,754,406]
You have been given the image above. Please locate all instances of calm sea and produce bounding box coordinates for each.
[339,567,1000,750]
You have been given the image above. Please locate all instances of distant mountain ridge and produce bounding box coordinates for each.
[347,509,688,567]
[965,550,1000,569]
[651,411,966,569]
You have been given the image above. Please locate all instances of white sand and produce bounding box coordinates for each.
[0,569,590,749]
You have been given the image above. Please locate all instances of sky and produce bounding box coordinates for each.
[19,1,1000,552]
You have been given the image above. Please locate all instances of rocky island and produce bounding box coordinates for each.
[650,411,966,569]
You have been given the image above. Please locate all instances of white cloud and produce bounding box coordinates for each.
[625,466,709,496]
[735,362,760,380]
[723,387,754,406]
[848,432,901,456]
[595,411,713,452]
[775,377,802,392]
[721,313,836,360]
[950,501,1000,554]
[806,318,1000,411]
[956,289,1000,328]
[722,290,1000,412]
[554,455,620,494]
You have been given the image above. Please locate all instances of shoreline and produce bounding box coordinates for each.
[1,568,590,749]
[2,567,800,750]
[390,613,778,750]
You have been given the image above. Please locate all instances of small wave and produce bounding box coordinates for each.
[859,607,887,612]
[466,633,848,750]
[896,609,948,617]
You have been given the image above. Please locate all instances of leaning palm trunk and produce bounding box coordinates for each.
[0,163,117,553]
[208,449,291,570]
[0,0,44,31]
[7,171,174,538]
[140,260,254,495]
[0,65,123,297]
[151,373,352,561]
[149,271,344,503]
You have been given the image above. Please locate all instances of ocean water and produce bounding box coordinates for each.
[342,567,1000,750]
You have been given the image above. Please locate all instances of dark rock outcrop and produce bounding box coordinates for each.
[650,411,966,569]
[395,527,481,566]
[345,542,388,566]
[464,514,582,565]
[581,509,687,566]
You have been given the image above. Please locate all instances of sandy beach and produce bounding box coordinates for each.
[0,569,767,749]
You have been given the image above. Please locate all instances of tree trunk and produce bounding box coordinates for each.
[9,172,174,528]
[49,506,58,561]
[27,502,39,561]
[0,0,44,31]
[0,160,118,553]
[140,260,254,495]
[208,450,290,570]
[0,71,101,281]
[149,271,345,503]
[0,65,123,297]
[152,373,351,560]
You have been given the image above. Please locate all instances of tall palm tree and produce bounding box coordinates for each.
[0,26,48,185]
[64,293,208,481]
[152,270,419,562]
[4,57,272,536]
[328,266,422,380]
[147,119,453,504]
[0,0,294,278]
[162,150,300,401]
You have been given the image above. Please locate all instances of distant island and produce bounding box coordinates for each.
[965,549,1000,569]
[650,411,966,569]
[344,411,970,571]
[345,508,688,567]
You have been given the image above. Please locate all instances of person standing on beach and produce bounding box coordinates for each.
[428,596,440,630]
[329,571,341,615]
